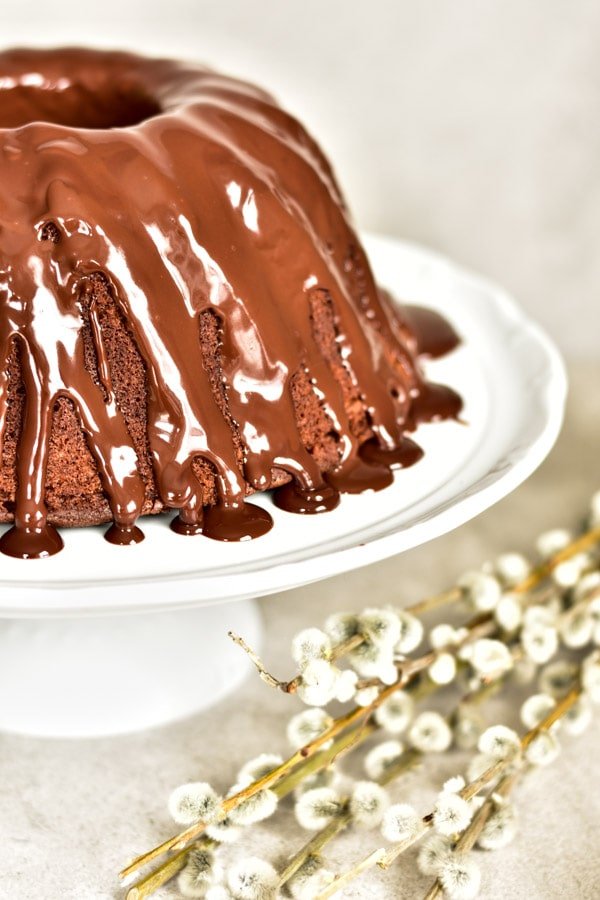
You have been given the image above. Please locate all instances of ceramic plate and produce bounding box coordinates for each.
[0,234,567,616]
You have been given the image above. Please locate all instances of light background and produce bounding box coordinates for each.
[1,6,599,900]
[3,0,598,357]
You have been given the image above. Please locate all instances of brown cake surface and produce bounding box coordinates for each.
[0,48,461,557]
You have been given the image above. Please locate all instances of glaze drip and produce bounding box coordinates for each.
[0,49,462,558]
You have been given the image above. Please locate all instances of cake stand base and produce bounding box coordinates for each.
[0,599,262,738]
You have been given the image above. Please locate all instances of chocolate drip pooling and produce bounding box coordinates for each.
[0,48,462,558]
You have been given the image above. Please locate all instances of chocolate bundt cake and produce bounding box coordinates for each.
[0,48,461,559]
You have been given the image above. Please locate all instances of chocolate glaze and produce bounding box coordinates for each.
[325,458,394,495]
[0,48,462,558]
[273,481,340,515]
[359,435,424,469]
[104,522,145,546]
[402,305,460,359]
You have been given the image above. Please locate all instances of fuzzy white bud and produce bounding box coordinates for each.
[538,659,578,697]
[520,693,556,729]
[334,668,359,702]
[562,694,593,735]
[429,652,457,685]
[287,857,335,899]
[494,593,523,632]
[394,610,424,653]
[364,739,404,780]
[477,803,517,850]
[574,570,600,601]
[525,604,559,628]
[521,623,559,664]
[552,553,591,589]
[409,711,452,753]
[287,708,333,750]
[417,833,453,875]
[206,816,242,844]
[237,754,283,786]
[381,803,421,842]
[378,661,401,686]
[477,725,520,760]
[349,781,389,829]
[494,552,531,587]
[439,856,481,900]
[324,612,359,644]
[359,608,401,647]
[354,686,379,707]
[168,782,221,826]
[525,731,560,767]
[291,628,332,668]
[430,623,467,649]
[442,776,466,794]
[348,639,390,679]
[559,603,594,648]
[294,787,343,830]
[228,789,278,826]
[536,528,572,559]
[458,571,502,612]
[374,690,414,734]
[227,857,278,900]
[297,658,340,706]
[433,793,472,836]
[177,848,216,898]
[468,638,513,677]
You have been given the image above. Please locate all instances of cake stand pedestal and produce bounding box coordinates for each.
[0,235,566,738]
[0,600,261,737]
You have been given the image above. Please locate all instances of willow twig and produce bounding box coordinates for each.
[315,684,582,899]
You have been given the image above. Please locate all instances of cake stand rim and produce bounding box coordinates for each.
[0,233,567,617]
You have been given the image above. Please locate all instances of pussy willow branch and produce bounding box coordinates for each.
[314,684,582,899]
[230,525,600,696]
[514,525,600,595]
[119,652,439,879]
[422,770,519,900]
[276,749,424,891]
[125,841,213,900]
[123,718,378,893]
[276,675,503,894]
[227,631,365,693]
[119,615,518,881]
[120,527,599,884]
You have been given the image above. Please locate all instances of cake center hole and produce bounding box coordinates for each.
[0,80,161,129]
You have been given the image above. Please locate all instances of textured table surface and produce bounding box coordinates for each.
[1,361,598,900]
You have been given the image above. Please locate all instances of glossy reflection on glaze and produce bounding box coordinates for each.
[273,481,340,515]
[402,306,461,360]
[360,435,424,470]
[0,48,462,558]
[0,523,64,559]
[325,458,394,495]
[104,523,145,546]
[202,502,273,542]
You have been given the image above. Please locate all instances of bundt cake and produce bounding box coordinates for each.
[0,47,461,559]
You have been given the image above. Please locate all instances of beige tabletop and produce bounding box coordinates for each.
[1,360,598,900]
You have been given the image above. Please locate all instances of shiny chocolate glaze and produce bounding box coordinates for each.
[0,48,461,558]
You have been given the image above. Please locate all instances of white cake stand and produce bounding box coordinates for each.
[0,235,567,737]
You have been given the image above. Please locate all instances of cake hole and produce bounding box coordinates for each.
[0,82,161,130]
